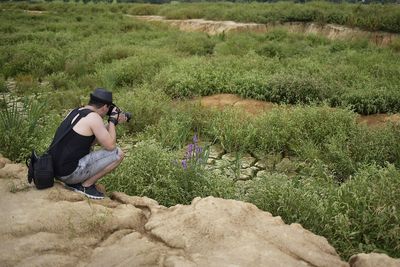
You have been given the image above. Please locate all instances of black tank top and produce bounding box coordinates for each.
[49,108,95,177]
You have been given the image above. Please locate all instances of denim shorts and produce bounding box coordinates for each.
[59,148,121,185]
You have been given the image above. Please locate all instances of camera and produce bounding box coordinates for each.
[107,104,132,122]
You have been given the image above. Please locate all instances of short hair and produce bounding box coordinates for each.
[88,97,109,109]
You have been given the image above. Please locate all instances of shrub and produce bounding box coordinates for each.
[205,108,256,153]
[0,97,46,161]
[125,4,161,16]
[245,164,400,259]
[102,139,235,206]
[64,58,96,78]
[341,88,400,114]
[172,33,217,56]
[0,76,8,93]
[114,86,171,134]
[388,38,400,52]
[47,72,76,91]
[214,34,259,56]
[39,90,83,112]
[14,74,40,94]
[253,109,294,155]
[91,45,136,64]
[2,43,64,78]
[141,110,194,150]
[266,74,329,105]
[99,51,172,90]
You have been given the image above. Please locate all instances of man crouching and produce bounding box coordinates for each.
[49,88,127,199]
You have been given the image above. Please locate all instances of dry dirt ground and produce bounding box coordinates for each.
[1,156,400,267]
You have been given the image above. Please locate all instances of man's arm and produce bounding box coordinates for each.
[89,113,116,151]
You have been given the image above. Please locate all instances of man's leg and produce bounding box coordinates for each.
[82,148,124,187]
[60,147,124,186]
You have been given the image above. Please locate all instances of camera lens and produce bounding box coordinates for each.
[124,112,132,122]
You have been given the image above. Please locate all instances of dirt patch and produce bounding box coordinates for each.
[357,113,400,127]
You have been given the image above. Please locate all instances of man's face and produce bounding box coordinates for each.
[99,104,110,118]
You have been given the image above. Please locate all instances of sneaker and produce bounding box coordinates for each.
[65,183,84,192]
[82,184,105,200]
[65,183,104,200]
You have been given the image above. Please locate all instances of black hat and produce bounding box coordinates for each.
[90,88,113,105]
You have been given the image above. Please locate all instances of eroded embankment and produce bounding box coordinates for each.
[133,15,399,46]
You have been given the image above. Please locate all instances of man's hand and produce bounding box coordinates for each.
[109,107,128,125]
[118,113,128,124]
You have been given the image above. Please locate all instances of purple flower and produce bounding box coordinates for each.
[186,144,194,159]
[195,146,202,158]
[181,159,187,169]
[193,133,198,144]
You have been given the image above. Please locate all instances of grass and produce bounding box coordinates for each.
[1,4,399,114]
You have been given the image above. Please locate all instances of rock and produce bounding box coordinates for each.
[210,168,223,177]
[221,152,238,162]
[221,153,256,169]
[275,157,297,174]
[240,154,257,168]
[257,170,270,177]
[0,157,9,168]
[238,174,251,181]
[238,167,257,180]
[222,168,237,179]
[207,158,215,165]
[349,253,400,267]
[0,163,27,180]
[144,197,348,267]
[214,159,232,168]
[255,160,267,169]
[266,154,283,170]
[208,144,225,159]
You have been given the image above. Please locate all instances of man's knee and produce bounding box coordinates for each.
[116,147,124,162]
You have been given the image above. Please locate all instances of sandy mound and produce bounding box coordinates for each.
[1,155,399,267]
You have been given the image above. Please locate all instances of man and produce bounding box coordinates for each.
[49,88,127,199]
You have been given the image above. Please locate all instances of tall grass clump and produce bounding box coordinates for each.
[170,32,217,56]
[141,109,195,150]
[0,98,46,161]
[0,76,8,93]
[102,139,235,207]
[205,108,257,153]
[245,164,400,259]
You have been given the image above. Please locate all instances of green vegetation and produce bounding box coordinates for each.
[0,3,399,260]
[4,2,400,33]
[1,4,399,114]
[0,97,46,161]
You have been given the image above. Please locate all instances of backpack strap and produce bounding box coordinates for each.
[47,108,93,152]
